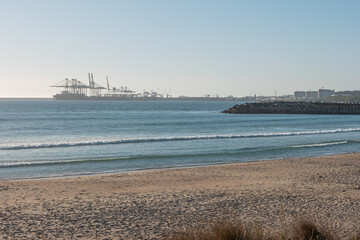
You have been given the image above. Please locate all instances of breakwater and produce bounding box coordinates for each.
[222,101,360,114]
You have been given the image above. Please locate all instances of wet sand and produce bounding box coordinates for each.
[0,153,359,239]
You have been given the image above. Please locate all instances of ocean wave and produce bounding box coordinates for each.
[1,139,359,168]
[1,128,360,151]
[0,157,131,168]
[292,141,349,148]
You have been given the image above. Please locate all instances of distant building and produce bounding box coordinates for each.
[294,89,335,100]
[305,91,318,100]
[318,89,334,99]
[294,91,306,100]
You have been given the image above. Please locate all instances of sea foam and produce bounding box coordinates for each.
[1,128,359,151]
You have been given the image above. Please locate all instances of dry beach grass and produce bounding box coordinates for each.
[0,153,359,239]
[170,219,355,240]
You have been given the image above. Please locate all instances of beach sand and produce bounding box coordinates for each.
[0,153,359,239]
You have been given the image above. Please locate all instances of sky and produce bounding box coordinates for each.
[0,0,359,98]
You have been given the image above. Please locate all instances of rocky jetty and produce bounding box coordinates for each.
[222,101,360,114]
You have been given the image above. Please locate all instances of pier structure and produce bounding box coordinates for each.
[50,78,89,96]
[50,73,244,101]
[104,76,136,98]
[51,73,106,98]
[88,73,105,97]
[223,101,360,115]
[51,73,136,100]
[51,73,176,100]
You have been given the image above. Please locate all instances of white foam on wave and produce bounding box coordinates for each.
[1,128,360,151]
[0,157,131,168]
[292,141,348,148]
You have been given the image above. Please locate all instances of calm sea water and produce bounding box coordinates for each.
[1,100,359,180]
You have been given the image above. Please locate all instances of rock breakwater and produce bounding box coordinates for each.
[222,101,360,114]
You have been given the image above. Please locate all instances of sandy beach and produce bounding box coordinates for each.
[0,153,359,239]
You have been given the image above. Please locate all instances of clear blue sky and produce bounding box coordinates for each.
[1,0,359,97]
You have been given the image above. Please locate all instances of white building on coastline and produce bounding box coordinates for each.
[294,89,335,100]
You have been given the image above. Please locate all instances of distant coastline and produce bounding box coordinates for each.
[0,96,249,101]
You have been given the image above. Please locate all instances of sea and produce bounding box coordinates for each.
[1,100,360,180]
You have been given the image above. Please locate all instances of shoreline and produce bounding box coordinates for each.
[0,158,263,182]
[2,152,358,182]
[1,153,359,239]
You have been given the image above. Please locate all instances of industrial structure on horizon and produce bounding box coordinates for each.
[50,74,358,102]
[294,89,335,100]
[51,73,172,100]
[50,73,240,101]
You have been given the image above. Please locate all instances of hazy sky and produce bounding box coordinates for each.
[1,0,359,97]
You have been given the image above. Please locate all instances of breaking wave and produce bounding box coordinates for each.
[1,128,360,151]
[292,141,349,148]
[1,138,359,169]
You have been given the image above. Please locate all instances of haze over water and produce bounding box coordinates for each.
[1,100,359,180]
